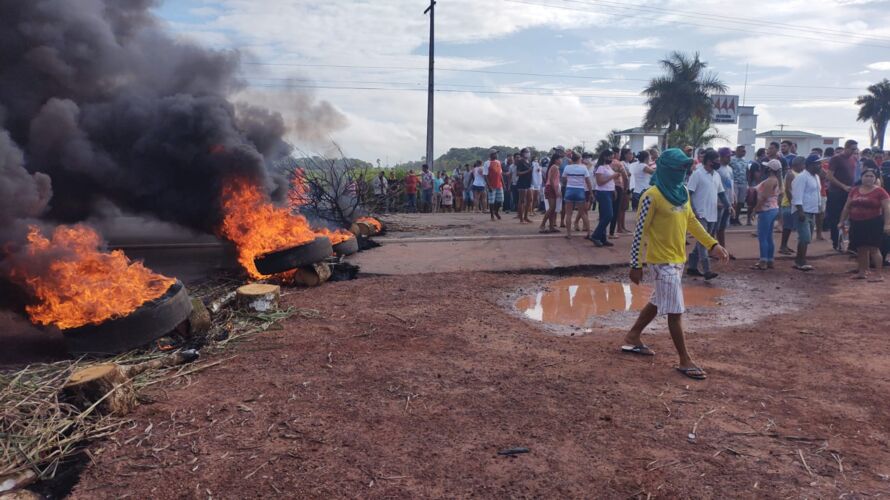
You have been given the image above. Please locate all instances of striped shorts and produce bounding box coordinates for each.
[648,263,685,315]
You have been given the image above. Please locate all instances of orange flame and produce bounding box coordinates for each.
[288,168,309,210]
[314,227,354,245]
[356,217,382,232]
[219,178,317,278]
[7,225,175,330]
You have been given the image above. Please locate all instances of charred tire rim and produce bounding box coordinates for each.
[62,281,192,357]
[332,237,359,256]
[254,236,333,275]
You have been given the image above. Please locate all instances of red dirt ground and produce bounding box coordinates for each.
[71,256,890,498]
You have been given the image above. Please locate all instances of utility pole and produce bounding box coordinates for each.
[777,123,788,131]
[424,0,436,171]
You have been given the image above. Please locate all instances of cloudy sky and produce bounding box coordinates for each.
[155,0,890,163]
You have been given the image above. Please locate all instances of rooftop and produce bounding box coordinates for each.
[755,130,822,138]
[616,127,669,136]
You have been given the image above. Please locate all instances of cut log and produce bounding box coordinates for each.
[288,263,331,287]
[236,284,281,312]
[0,471,37,494]
[355,221,373,237]
[62,364,137,416]
[209,291,236,314]
[349,223,361,236]
[187,298,211,335]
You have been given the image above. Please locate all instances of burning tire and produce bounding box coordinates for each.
[332,237,358,256]
[253,236,333,275]
[61,280,192,356]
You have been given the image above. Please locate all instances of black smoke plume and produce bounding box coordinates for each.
[0,0,347,235]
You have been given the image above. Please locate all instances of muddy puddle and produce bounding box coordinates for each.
[514,277,725,332]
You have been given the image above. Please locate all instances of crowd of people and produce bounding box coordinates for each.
[380,139,890,281]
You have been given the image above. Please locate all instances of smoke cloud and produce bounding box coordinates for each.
[0,129,52,243]
[0,0,347,236]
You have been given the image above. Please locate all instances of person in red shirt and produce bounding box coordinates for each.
[838,168,890,281]
[485,150,504,220]
[404,170,419,212]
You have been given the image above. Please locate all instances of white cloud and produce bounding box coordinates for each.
[155,0,882,160]
[584,37,661,54]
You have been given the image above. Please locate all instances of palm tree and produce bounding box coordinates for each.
[856,79,890,150]
[666,117,724,152]
[642,51,727,146]
[594,129,626,154]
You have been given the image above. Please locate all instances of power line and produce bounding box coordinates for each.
[506,0,890,50]
[245,82,862,103]
[240,62,870,91]
[244,77,862,100]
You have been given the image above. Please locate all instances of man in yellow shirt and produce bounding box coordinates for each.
[621,148,729,380]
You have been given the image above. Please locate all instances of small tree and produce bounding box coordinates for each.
[279,152,372,228]
[594,129,627,154]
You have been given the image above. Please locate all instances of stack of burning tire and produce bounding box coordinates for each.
[61,280,194,356]
[254,236,334,275]
[253,236,339,287]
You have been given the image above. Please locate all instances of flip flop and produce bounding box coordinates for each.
[621,344,655,356]
[676,366,707,380]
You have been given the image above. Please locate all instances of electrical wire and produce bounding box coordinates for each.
[240,62,872,91]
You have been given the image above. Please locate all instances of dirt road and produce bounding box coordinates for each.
[72,257,890,498]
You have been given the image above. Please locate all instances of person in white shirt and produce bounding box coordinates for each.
[561,150,593,239]
[686,149,733,280]
[790,155,824,271]
[628,150,656,211]
[472,159,487,212]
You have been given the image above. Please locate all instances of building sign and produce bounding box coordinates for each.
[710,95,739,124]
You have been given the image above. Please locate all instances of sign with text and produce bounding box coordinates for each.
[710,95,739,124]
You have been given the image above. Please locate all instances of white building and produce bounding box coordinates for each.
[755,130,841,154]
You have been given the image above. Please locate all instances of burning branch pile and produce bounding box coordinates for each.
[282,155,371,228]
[4,225,176,330]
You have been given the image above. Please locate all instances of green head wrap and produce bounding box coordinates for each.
[650,148,692,206]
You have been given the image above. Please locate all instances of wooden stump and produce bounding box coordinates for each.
[236,284,281,312]
[187,298,211,335]
[355,221,373,237]
[349,223,361,236]
[289,262,331,287]
[62,364,137,416]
